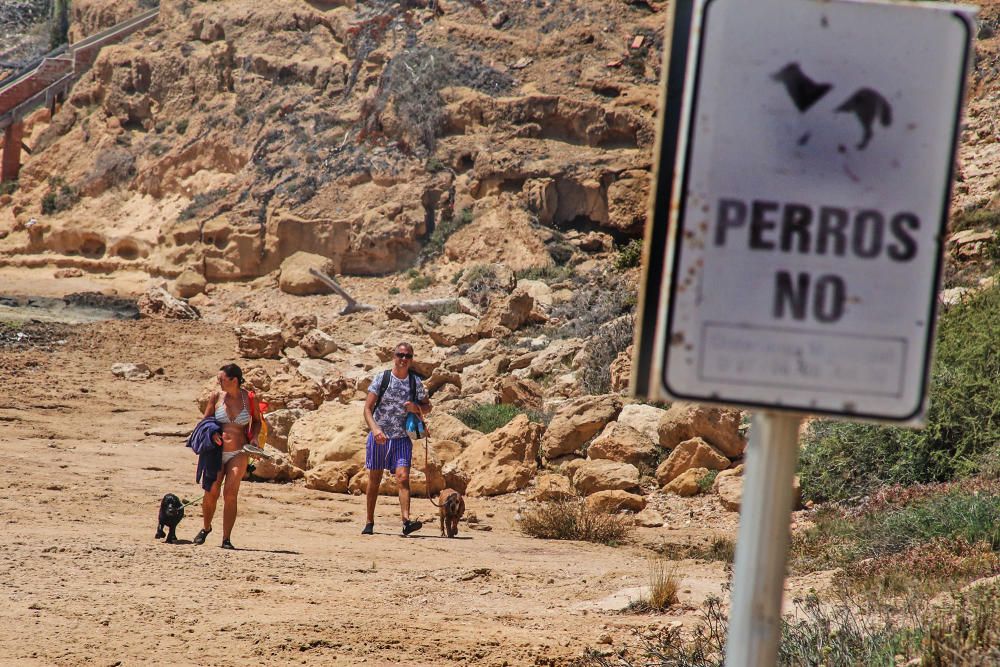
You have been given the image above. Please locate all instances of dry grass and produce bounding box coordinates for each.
[518,500,632,546]
[649,557,681,609]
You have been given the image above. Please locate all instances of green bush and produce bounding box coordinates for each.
[408,274,434,291]
[455,403,528,433]
[0,180,18,196]
[178,188,227,222]
[791,484,1000,591]
[388,286,400,295]
[40,177,78,215]
[580,314,633,394]
[951,203,1000,233]
[800,283,1000,502]
[613,238,643,271]
[175,119,189,135]
[515,264,574,284]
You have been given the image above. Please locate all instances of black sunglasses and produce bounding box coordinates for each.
[395,352,413,359]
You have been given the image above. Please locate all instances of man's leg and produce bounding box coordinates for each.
[395,466,411,522]
[366,468,383,524]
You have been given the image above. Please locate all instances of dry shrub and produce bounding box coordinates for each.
[648,557,680,610]
[519,499,632,545]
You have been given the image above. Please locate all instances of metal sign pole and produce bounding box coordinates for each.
[724,412,802,667]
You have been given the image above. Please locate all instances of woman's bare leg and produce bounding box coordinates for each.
[222,454,249,541]
[202,476,222,531]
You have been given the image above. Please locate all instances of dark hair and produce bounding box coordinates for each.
[219,363,244,385]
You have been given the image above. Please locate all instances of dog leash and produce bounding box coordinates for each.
[419,407,443,508]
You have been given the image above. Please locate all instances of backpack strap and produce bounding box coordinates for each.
[409,372,417,403]
[373,370,392,412]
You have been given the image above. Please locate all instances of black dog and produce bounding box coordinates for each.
[155,493,184,544]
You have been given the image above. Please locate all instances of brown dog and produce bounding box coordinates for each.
[437,488,465,538]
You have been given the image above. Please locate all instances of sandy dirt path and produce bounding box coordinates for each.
[0,317,733,667]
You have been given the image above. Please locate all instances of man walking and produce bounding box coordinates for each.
[362,342,432,536]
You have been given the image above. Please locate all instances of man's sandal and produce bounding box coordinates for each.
[193,528,211,545]
[402,519,423,536]
[361,523,374,535]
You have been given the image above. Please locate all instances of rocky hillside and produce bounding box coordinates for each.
[0,0,662,287]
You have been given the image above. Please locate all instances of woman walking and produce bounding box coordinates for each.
[194,363,261,549]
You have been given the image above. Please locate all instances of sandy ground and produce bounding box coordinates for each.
[0,292,747,667]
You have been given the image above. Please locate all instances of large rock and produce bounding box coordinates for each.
[634,508,665,527]
[137,286,200,320]
[427,413,481,450]
[428,313,481,347]
[573,459,640,495]
[530,473,575,501]
[658,403,746,458]
[305,461,362,493]
[610,345,632,393]
[300,329,338,358]
[454,414,543,496]
[655,437,730,486]
[263,408,307,452]
[235,323,284,360]
[477,287,535,336]
[251,448,305,482]
[585,490,646,514]
[587,421,659,466]
[286,400,367,470]
[173,269,206,298]
[712,465,801,512]
[526,338,584,378]
[663,467,709,497]
[259,372,324,411]
[498,376,543,409]
[282,314,318,348]
[541,394,623,459]
[617,403,666,445]
[279,252,337,296]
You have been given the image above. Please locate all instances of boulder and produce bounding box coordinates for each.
[348,469,397,496]
[498,376,544,409]
[111,362,151,380]
[428,313,481,347]
[540,394,623,459]
[617,403,667,445]
[262,408,306,452]
[587,421,659,466]
[137,286,199,320]
[658,403,746,458]
[282,314,318,348]
[235,323,283,359]
[712,465,801,512]
[304,461,362,493]
[251,448,305,482]
[428,413,481,450]
[573,460,640,495]
[424,368,462,396]
[454,414,543,496]
[663,467,710,497]
[430,439,463,464]
[476,287,535,336]
[300,329,338,358]
[634,508,665,527]
[655,437,730,486]
[526,338,584,378]
[516,279,553,309]
[560,457,587,482]
[259,373,324,411]
[610,345,632,393]
[286,400,367,470]
[585,490,646,514]
[530,473,575,501]
[173,269,206,298]
[294,358,336,386]
[279,252,337,296]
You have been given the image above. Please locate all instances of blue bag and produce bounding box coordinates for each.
[405,412,427,439]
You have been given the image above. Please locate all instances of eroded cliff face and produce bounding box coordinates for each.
[0,0,664,284]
